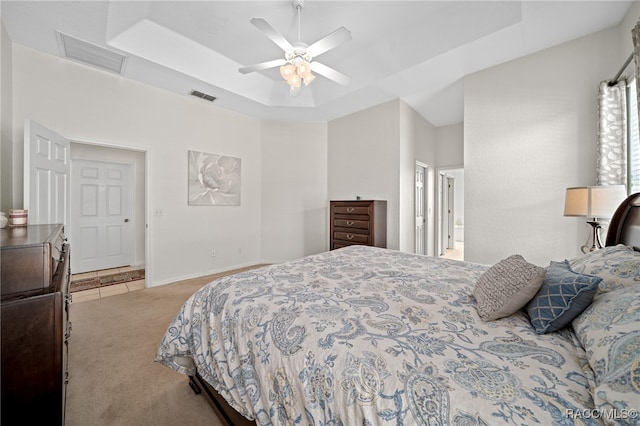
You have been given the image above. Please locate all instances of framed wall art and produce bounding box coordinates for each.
[188,150,241,206]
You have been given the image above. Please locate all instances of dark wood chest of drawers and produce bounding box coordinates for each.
[330,200,387,250]
[1,224,71,426]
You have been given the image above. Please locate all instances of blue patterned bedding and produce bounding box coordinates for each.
[156,245,601,425]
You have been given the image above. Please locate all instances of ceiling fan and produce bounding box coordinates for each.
[239,0,351,96]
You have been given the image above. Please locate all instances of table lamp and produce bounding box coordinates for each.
[564,185,627,253]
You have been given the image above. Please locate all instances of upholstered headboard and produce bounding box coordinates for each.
[605,192,640,248]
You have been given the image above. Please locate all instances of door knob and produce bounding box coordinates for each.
[124,218,130,223]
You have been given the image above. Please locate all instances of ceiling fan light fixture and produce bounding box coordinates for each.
[297,61,312,79]
[239,0,351,97]
[280,63,296,80]
[303,73,315,86]
[287,73,302,88]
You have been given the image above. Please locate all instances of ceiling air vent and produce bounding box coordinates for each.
[190,90,217,102]
[57,31,126,74]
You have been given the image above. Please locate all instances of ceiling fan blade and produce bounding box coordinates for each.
[250,18,293,52]
[311,61,351,86]
[307,27,351,58]
[239,58,287,74]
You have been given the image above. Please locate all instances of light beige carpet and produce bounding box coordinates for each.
[65,266,264,426]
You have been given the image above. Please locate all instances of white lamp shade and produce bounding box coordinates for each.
[287,73,301,88]
[297,61,312,79]
[564,185,627,218]
[280,63,295,80]
[303,73,315,86]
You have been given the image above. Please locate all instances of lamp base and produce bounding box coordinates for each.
[581,220,604,254]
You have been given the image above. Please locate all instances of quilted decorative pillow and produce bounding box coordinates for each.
[525,261,601,334]
[473,254,546,321]
[572,285,640,424]
[569,244,640,298]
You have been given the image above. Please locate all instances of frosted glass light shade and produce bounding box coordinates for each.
[297,61,312,78]
[287,73,301,88]
[303,73,315,86]
[280,63,295,80]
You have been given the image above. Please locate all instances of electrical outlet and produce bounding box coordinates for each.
[211,249,217,258]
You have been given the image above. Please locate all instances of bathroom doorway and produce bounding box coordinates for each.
[437,167,464,261]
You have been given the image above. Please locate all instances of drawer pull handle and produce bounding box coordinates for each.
[346,221,354,226]
[346,208,354,213]
[347,234,354,240]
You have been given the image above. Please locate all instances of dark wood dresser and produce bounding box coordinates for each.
[330,200,387,250]
[1,224,71,426]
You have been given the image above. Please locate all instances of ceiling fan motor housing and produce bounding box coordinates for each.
[285,43,312,64]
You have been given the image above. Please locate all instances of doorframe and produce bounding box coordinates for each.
[435,165,463,258]
[69,138,151,287]
[415,161,428,255]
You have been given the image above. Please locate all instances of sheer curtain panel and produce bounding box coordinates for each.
[597,80,627,186]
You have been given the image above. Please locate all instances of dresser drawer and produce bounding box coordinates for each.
[333,219,370,230]
[334,232,369,244]
[333,205,370,216]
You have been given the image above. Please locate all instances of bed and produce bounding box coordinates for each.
[156,193,640,425]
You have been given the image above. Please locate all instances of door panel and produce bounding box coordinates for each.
[447,177,455,250]
[72,160,133,273]
[415,164,426,255]
[24,120,70,226]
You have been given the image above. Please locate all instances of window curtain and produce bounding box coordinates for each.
[597,80,627,186]
[634,18,640,129]
[595,20,640,187]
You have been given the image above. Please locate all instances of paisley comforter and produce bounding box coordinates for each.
[156,245,601,425]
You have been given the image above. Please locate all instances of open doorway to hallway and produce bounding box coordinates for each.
[437,167,464,261]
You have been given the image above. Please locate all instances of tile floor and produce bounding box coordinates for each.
[441,242,464,261]
[70,265,145,303]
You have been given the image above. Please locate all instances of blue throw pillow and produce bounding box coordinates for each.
[526,260,601,334]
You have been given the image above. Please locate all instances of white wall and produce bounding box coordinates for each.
[327,99,437,253]
[436,123,463,168]
[328,100,401,249]
[69,143,146,268]
[260,120,328,262]
[464,26,622,266]
[1,21,12,212]
[620,2,640,66]
[400,100,437,255]
[11,45,263,286]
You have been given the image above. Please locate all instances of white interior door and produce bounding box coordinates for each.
[415,163,426,255]
[24,120,70,225]
[447,176,455,250]
[439,174,448,254]
[71,160,133,273]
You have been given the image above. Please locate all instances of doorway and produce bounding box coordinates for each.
[436,167,464,261]
[23,121,149,297]
[69,142,146,276]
